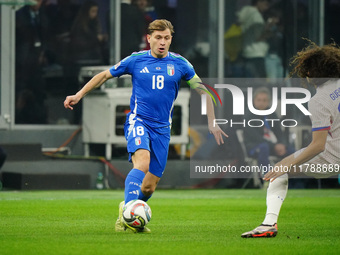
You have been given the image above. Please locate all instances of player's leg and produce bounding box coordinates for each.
[261,153,300,227]
[263,173,289,225]
[264,150,336,234]
[124,149,150,203]
[116,121,150,232]
[126,127,170,233]
[241,148,335,238]
[137,126,170,201]
[123,171,160,233]
[241,173,288,238]
[139,171,160,201]
[125,149,150,201]
[122,152,154,233]
[241,153,297,238]
[116,148,150,233]
[260,150,337,234]
[123,121,151,204]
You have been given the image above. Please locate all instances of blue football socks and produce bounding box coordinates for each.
[124,168,145,204]
[138,189,152,202]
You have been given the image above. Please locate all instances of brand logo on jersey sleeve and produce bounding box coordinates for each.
[167,64,175,76]
[114,61,121,69]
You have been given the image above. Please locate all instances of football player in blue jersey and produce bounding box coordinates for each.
[64,19,228,233]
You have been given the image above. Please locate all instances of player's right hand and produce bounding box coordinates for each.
[64,95,80,110]
[209,124,228,145]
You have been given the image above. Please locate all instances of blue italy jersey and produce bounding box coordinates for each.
[109,50,195,128]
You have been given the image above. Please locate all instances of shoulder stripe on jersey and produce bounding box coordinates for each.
[312,126,331,131]
[170,52,188,62]
[169,52,193,68]
[131,50,148,57]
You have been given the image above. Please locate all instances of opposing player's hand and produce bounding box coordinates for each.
[64,95,81,110]
[209,125,228,145]
[263,163,289,182]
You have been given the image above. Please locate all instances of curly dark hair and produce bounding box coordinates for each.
[290,40,340,86]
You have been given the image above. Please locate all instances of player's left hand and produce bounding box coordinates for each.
[209,125,228,145]
[263,163,290,182]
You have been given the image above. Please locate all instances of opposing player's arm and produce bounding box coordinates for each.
[187,74,228,145]
[291,130,328,165]
[64,69,113,110]
[264,130,328,181]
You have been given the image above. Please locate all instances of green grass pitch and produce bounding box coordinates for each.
[1,189,339,255]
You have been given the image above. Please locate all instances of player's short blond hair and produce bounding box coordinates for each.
[147,19,174,35]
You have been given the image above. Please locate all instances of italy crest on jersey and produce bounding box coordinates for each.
[167,64,175,76]
[135,137,141,146]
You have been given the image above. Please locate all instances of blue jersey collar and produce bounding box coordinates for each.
[148,50,170,59]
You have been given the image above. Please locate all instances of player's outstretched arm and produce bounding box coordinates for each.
[264,130,328,182]
[64,69,113,110]
[188,74,228,145]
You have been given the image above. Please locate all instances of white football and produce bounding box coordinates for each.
[123,199,152,228]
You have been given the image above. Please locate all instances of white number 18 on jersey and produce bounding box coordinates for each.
[152,75,164,90]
